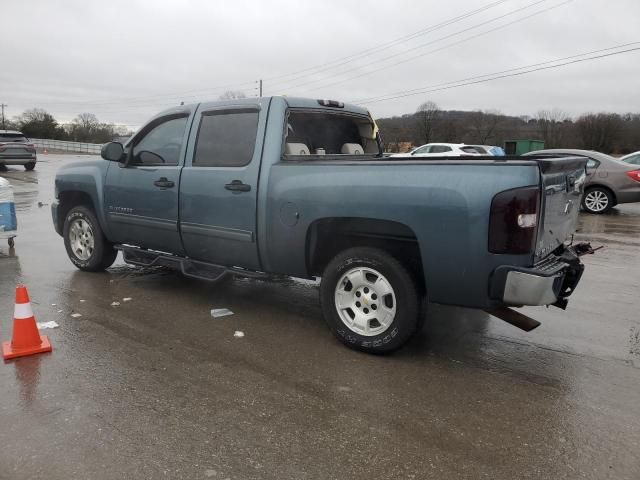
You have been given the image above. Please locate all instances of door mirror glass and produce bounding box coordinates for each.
[101,142,124,162]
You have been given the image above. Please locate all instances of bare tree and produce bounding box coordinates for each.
[415,101,439,144]
[467,110,501,144]
[219,90,247,100]
[535,109,570,148]
[575,113,622,152]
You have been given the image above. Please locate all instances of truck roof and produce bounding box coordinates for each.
[155,96,370,118]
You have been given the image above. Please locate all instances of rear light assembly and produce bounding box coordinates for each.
[488,186,539,254]
[625,170,640,183]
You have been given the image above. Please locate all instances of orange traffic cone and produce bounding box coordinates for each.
[2,285,52,360]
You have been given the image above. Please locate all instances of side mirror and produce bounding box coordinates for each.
[101,142,124,162]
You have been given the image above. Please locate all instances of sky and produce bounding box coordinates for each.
[2,0,639,128]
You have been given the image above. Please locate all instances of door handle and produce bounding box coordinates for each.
[154,177,175,188]
[224,180,251,192]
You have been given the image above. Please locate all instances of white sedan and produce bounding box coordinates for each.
[390,143,483,157]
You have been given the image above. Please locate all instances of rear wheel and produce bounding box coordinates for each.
[24,162,36,171]
[320,247,420,354]
[63,206,117,271]
[582,187,613,214]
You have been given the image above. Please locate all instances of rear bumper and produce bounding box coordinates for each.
[0,154,37,165]
[490,245,586,307]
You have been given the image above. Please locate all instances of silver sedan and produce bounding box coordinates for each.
[524,149,640,214]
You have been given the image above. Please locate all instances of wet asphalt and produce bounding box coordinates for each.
[0,155,639,479]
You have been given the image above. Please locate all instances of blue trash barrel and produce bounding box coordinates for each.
[0,178,18,233]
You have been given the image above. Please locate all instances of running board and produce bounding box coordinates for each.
[484,307,541,332]
[117,245,267,282]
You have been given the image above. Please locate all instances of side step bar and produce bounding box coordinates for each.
[116,245,267,282]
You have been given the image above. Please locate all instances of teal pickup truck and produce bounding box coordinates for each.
[52,96,592,353]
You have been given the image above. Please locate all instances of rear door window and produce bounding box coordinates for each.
[586,158,599,169]
[193,109,259,167]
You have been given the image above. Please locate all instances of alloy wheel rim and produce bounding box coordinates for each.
[585,190,608,212]
[334,267,397,336]
[69,218,95,260]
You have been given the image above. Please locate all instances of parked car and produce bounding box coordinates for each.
[52,96,591,353]
[620,151,640,166]
[469,145,506,156]
[0,130,37,170]
[524,149,640,214]
[390,143,482,157]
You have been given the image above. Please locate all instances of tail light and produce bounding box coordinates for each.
[625,170,640,183]
[488,186,539,254]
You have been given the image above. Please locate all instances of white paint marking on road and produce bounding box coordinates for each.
[37,321,59,329]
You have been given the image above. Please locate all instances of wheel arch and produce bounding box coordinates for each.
[56,190,98,234]
[305,217,425,292]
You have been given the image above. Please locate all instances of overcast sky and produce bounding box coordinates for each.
[2,0,639,128]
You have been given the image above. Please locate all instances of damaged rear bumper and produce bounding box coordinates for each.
[490,243,591,309]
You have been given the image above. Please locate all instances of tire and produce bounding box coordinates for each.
[320,247,420,354]
[63,206,117,271]
[24,162,36,171]
[582,187,613,214]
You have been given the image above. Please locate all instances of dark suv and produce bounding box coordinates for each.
[0,130,37,170]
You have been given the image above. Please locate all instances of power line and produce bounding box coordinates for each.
[352,42,640,104]
[280,0,563,93]
[350,44,640,106]
[265,0,512,87]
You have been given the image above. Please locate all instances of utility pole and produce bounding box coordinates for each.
[259,79,263,97]
[1,104,6,130]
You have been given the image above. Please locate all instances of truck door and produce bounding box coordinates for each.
[179,100,268,270]
[103,113,191,254]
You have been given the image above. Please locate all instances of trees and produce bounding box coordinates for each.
[415,101,439,144]
[16,108,66,139]
[535,109,570,148]
[466,110,502,144]
[575,113,622,152]
[68,113,118,143]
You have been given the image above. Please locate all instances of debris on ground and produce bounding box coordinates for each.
[51,303,57,306]
[79,299,86,303]
[233,330,245,338]
[111,301,120,306]
[122,297,132,302]
[70,313,82,318]
[37,321,59,329]
[37,201,49,208]
[57,310,62,313]
[211,308,234,318]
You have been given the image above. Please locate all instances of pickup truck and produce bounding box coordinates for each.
[52,96,591,353]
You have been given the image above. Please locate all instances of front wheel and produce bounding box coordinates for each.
[582,187,613,214]
[63,206,117,271]
[24,162,36,171]
[320,247,420,354]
